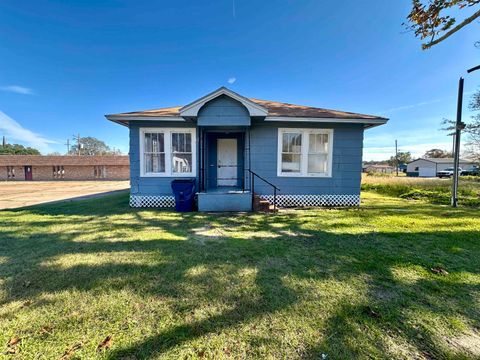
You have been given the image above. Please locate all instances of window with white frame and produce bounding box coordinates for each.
[277,128,333,177]
[140,128,196,177]
[171,132,192,174]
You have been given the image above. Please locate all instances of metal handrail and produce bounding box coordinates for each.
[247,170,280,190]
[247,169,280,211]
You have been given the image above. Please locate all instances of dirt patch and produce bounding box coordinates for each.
[0,181,129,209]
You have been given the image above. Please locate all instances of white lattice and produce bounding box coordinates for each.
[259,194,360,207]
[129,195,176,208]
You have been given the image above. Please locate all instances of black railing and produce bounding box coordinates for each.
[247,169,280,211]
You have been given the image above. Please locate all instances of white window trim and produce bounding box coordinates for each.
[139,127,197,177]
[277,128,333,178]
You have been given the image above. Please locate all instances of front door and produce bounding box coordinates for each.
[24,166,33,181]
[217,138,237,186]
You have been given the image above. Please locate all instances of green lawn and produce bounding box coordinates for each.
[1,192,480,359]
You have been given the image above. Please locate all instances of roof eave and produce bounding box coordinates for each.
[264,116,388,128]
[105,114,185,127]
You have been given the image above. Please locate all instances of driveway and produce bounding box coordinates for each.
[0,181,130,209]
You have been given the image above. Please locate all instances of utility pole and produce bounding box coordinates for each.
[452,78,464,207]
[452,64,480,207]
[395,140,399,177]
[65,139,70,154]
[73,133,81,156]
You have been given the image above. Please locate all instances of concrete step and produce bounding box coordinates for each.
[197,192,252,212]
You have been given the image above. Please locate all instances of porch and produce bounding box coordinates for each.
[197,127,251,211]
[196,127,279,212]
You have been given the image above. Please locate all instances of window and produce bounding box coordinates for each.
[281,132,302,173]
[94,165,107,179]
[144,132,165,174]
[277,128,333,177]
[53,165,64,179]
[7,166,15,179]
[308,133,329,174]
[140,128,196,177]
[171,132,192,174]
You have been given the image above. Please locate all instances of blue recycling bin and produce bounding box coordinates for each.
[171,179,196,212]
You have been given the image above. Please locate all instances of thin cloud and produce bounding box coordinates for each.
[0,110,58,153]
[378,90,478,115]
[227,77,236,84]
[378,98,444,115]
[0,85,34,95]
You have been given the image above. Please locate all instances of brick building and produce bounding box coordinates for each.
[0,155,129,181]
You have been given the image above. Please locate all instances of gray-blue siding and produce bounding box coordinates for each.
[129,121,198,196]
[198,95,251,126]
[129,120,364,198]
[249,121,363,196]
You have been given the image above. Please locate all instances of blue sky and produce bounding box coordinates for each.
[0,0,479,160]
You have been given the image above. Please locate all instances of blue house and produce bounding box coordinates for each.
[106,87,388,211]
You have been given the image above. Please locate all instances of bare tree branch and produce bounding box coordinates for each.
[423,8,480,49]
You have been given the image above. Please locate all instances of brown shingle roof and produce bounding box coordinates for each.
[250,98,385,120]
[110,106,182,118]
[0,155,129,166]
[106,98,386,120]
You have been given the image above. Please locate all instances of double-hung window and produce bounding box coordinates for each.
[140,128,196,177]
[277,128,333,177]
[171,132,192,174]
[144,132,166,174]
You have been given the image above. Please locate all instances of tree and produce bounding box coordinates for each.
[388,151,412,166]
[464,90,480,161]
[441,90,480,162]
[69,136,121,156]
[405,0,480,49]
[0,143,41,155]
[423,148,453,158]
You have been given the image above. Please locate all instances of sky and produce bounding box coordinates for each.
[0,0,479,160]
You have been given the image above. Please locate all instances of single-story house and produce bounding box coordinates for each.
[106,87,388,211]
[406,158,475,177]
[0,155,129,181]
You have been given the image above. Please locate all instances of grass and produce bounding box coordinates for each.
[362,174,480,207]
[1,191,480,359]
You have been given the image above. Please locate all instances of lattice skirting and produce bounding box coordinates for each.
[129,195,176,208]
[259,194,360,207]
[130,194,359,208]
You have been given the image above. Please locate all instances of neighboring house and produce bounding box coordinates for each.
[0,155,129,181]
[106,87,388,211]
[362,164,395,174]
[406,158,475,177]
